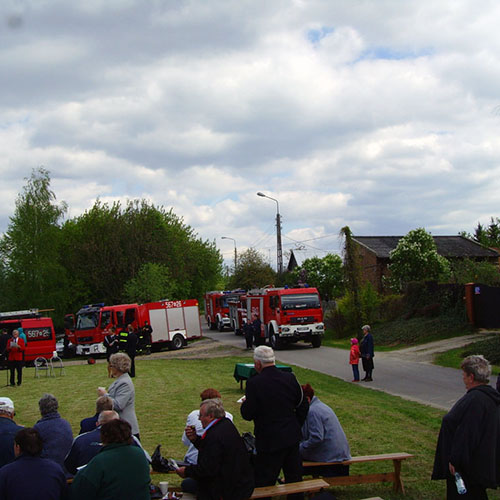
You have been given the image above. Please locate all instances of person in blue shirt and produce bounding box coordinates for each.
[0,427,67,500]
[300,384,351,478]
[0,397,23,468]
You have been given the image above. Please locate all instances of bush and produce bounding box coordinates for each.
[462,336,500,365]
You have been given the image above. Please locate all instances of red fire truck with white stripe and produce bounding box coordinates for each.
[64,299,202,356]
[245,286,324,349]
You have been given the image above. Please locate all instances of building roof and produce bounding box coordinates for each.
[352,235,499,259]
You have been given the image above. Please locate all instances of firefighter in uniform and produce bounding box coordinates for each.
[119,324,138,378]
[140,321,153,354]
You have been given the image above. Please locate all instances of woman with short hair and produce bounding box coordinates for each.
[97,353,140,439]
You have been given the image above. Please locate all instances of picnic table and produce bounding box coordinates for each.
[233,362,292,389]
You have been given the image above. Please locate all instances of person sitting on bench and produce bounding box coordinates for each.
[300,384,351,477]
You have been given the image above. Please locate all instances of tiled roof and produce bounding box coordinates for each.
[352,235,499,259]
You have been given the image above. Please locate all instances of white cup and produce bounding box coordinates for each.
[159,481,169,495]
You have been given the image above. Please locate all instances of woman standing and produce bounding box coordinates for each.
[360,325,374,382]
[97,353,140,439]
[6,330,25,387]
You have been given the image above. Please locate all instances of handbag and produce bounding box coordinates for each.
[151,444,174,473]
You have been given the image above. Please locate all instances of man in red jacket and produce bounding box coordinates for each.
[6,330,25,387]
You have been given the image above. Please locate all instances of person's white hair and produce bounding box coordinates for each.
[362,325,371,332]
[109,352,131,373]
[461,354,491,384]
[253,345,275,365]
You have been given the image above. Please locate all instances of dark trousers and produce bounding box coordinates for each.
[446,477,488,499]
[128,354,136,377]
[351,364,359,381]
[245,332,253,348]
[8,360,23,385]
[255,443,303,500]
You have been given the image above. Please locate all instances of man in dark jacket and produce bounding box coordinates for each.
[177,398,254,500]
[432,355,500,499]
[0,397,23,468]
[78,395,113,434]
[241,345,309,499]
[125,325,138,378]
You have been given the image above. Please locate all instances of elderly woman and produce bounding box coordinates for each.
[71,419,150,500]
[360,324,374,381]
[432,355,500,499]
[33,394,73,473]
[97,352,140,439]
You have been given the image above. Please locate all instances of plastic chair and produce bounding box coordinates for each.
[50,355,65,376]
[34,357,52,378]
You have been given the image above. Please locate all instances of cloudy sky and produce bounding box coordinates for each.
[2,1,500,269]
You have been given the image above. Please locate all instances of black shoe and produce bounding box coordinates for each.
[366,377,373,381]
[9,384,15,387]
[17,383,21,386]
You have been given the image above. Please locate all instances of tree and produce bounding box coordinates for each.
[290,254,344,300]
[0,167,68,312]
[123,262,177,303]
[387,228,451,291]
[462,217,500,247]
[449,258,500,286]
[227,248,276,290]
[339,226,362,331]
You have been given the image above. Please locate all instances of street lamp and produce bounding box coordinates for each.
[257,191,283,274]
[221,236,237,270]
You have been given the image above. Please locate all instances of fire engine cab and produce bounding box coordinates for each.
[65,299,202,356]
[0,309,57,361]
[246,286,324,349]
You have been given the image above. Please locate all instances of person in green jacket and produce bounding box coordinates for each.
[70,419,150,500]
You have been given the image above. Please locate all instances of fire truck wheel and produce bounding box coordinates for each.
[269,331,283,350]
[218,320,225,332]
[208,318,217,330]
[311,336,322,348]
[169,334,184,351]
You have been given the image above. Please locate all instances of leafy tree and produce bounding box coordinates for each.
[0,167,69,313]
[60,199,223,309]
[227,248,276,290]
[123,262,177,303]
[290,254,344,300]
[387,228,451,291]
[449,258,500,286]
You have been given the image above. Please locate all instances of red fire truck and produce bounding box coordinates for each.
[204,290,245,331]
[64,299,202,356]
[245,286,324,349]
[228,293,248,335]
[0,309,57,361]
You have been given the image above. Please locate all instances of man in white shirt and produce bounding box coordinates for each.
[182,388,233,465]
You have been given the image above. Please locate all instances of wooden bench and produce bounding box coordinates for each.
[250,479,329,499]
[303,452,413,494]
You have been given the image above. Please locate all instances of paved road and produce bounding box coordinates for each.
[203,324,497,411]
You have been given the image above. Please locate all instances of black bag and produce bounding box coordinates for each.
[242,431,257,466]
[151,444,174,473]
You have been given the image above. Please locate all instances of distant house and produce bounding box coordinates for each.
[352,235,500,293]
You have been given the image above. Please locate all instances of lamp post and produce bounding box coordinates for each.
[221,236,237,270]
[257,192,283,274]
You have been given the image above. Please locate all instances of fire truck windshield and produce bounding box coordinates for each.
[76,312,99,330]
[281,293,320,310]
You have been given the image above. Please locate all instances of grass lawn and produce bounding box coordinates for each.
[8,355,500,499]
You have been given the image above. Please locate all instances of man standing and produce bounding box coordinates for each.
[177,399,254,499]
[0,397,23,468]
[360,324,374,381]
[125,325,138,378]
[0,330,9,370]
[6,330,25,386]
[0,427,67,500]
[250,313,263,347]
[241,345,309,498]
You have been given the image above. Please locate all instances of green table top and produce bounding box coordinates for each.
[233,362,292,382]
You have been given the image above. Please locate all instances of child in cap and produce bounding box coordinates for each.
[349,338,360,382]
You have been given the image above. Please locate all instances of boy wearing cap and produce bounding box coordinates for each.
[0,397,23,467]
